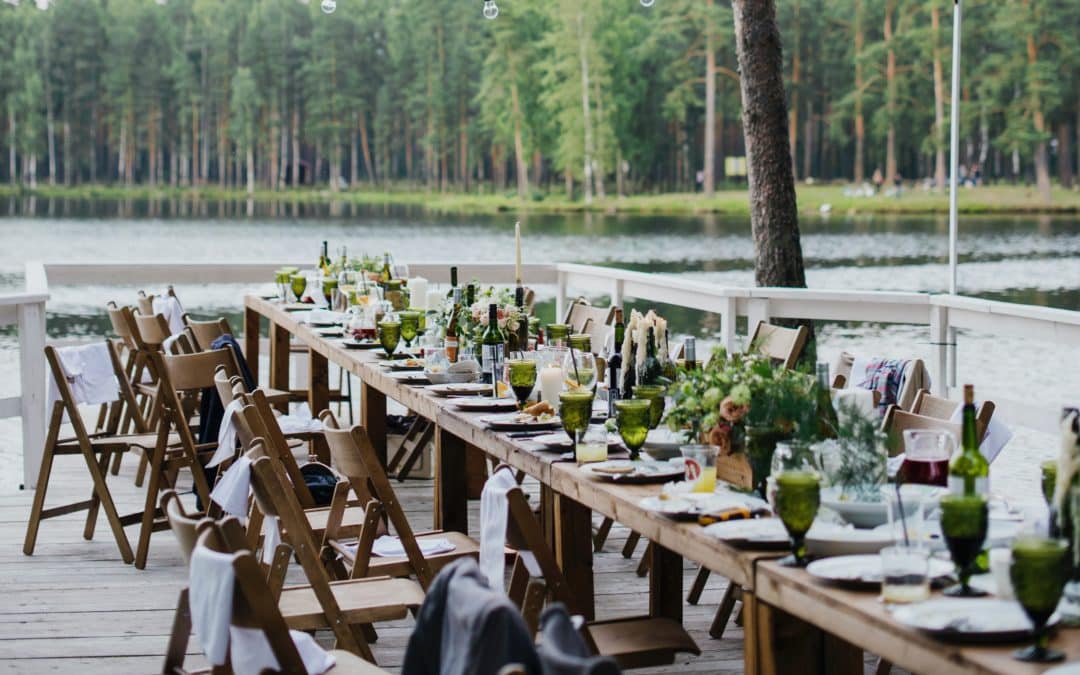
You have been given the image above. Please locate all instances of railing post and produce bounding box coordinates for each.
[929,302,948,397]
[18,298,46,489]
[555,268,568,323]
[721,295,737,353]
[611,278,624,309]
[746,298,771,350]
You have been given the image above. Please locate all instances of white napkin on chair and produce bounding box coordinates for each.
[189,545,236,666]
[229,626,336,675]
[949,403,1013,464]
[369,535,455,558]
[210,456,252,518]
[153,295,186,336]
[189,544,336,675]
[261,515,282,565]
[832,388,876,424]
[208,399,244,468]
[479,467,518,590]
[47,343,119,409]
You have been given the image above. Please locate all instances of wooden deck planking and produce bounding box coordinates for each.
[0,447,755,674]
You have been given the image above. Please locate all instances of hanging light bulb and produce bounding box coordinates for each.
[640,0,655,6]
[320,0,336,13]
[482,0,498,20]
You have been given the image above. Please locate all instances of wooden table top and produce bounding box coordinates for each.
[244,294,773,588]
[757,560,1080,675]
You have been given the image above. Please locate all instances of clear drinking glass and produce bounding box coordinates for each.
[880,545,931,604]
[680,444,719,493]
[562,350,597,392]
[576,425,609,463]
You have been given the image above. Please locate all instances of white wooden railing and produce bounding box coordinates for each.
[11,259,1080,486]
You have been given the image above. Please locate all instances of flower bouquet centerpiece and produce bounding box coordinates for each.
[665,347,817,496]
[431,284,527,356]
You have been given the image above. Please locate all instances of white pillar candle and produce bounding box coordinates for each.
[409,277,428,310]
[539,364,564,408]
[426,290,445,312]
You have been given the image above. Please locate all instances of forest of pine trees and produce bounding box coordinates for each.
[1,0,1077,199]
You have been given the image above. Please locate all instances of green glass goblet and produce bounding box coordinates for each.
[632,384,666,429]
[399,310,421,349]
[615,398,651,460]
[322,277,338,307]
[1011,536,1068,663]
[775,470,820,567]
[546,323,571,346]
[559,390,594,445]
[290,273,307,303]
[568,333,592,353]
[1041,460,1058,507]
[378,320,401,358]
[507,359,537,410]
[940,494,989,597]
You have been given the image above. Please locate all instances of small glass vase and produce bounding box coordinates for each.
[744,425,790,498]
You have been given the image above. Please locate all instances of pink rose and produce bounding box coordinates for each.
[719,396,750,424]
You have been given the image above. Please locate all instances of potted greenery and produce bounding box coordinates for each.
[666,347,817,496]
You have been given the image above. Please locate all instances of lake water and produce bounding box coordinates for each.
[1,196,1078,503]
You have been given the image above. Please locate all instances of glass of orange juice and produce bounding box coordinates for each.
[680,444,719,493]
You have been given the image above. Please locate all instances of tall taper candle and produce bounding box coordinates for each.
[514,221,522,284]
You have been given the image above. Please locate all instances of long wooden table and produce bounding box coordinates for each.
[243,295,1078,675]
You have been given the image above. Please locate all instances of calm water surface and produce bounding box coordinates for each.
[0,197,1077,500]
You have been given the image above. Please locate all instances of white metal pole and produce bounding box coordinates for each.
[948,0,962,296]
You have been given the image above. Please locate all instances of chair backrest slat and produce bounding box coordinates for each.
[185,317,233,352]
[133,313,172,349]
[749,321,809,370]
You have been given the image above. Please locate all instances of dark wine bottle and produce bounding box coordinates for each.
[607,308,625,417]
[445,287,462,362]
[683,336,698,371]
[639,327,664,385]
[815,363,839,440]
[948,384,989,496]
[480,303,505,394]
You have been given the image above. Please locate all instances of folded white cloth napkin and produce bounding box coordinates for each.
[210,456,252,518]
[152,295,186,336]
[47,343,119,410]
[950,402,1013,464]
[190,543,336,675]
[277,415,324,435]
[479,467,517,590]
[208,399,244,468]
[189,544,235,666]
[366,535,455,558]
[262,514,281,565]
[229,626,336,675]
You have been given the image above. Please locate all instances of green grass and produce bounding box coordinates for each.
[1,182,1077,216]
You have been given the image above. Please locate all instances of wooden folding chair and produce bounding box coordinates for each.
[182,316,234,352]
[832,352,928,411]
[385,416,436,482]
[911,389,995,441]
[24,341,170,564]
[134,349,238,568]
[320,412,480,586]
[748,320,809,369]
[236,389,370,543]
[247,451,425,661]
[162,522,391,674]
[881,403,994,457]
[564,300,615,353]
[494,467,699,668]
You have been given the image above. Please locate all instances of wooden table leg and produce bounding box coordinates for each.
[742,590,761,675]
[434,426,467,534]
[753,596,857,675]
[269,322,291,413]
[308,350,330,464]
[244,306,260,384]
[648,542,683,623]
[361,381,387,467]
[554,493,594,621]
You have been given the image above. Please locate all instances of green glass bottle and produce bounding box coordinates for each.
[380,252,392,285]
[948,384,989,496]
[480,303,505,395]
[639,327,664,386]
[816,363,839,440]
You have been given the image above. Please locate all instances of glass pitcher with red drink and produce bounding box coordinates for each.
[898,429,956,487]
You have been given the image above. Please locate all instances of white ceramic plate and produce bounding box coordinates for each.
[892,598,1055,642]
[704,518,790,549]
[1043,664,1080,675]
[806,554,954,589]
[640,492,762,521]
[341,338,382,350]
[389,359,424,371]
[452,396,519,412]
[385,371,429,384]
[427,382,490,397]
[481,413,562,431]
[805,523,897,557]
[315,327,344,337]
[580,460,685,484]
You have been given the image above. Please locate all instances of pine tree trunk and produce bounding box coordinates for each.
[577,10,594,205]
[46,100,56,186]
[1026,30,1051,202]
[884,1,898,185]
[509,66,529,199]
[802,99,813,180]
[931,6,947,191]
[28,152,37,189]
[9,107,17,184]
[788,0,800,181]
[704,0,717,198]
[62,115,71,185]
[191,104,200,186]
[459,100,469,191]
[246,145,255,195]
[359,111,374,185]
[291,105,300,187]
[350,119,359,188]
[1057,124,1073,189]
[732,0,807,290]
[853,0,865,183]
[218,111,228,189]
[269,104,280,190]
